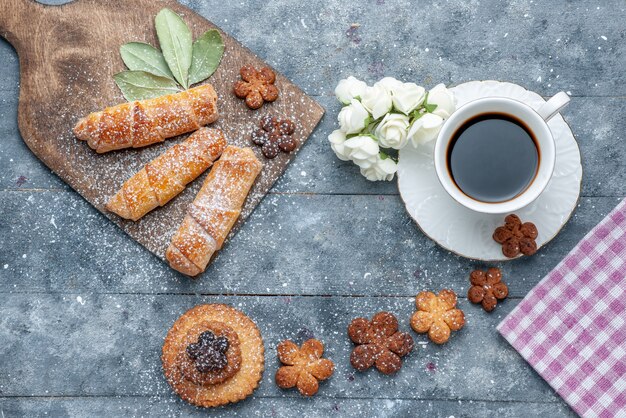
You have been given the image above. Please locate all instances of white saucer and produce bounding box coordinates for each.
[397,80,582,261]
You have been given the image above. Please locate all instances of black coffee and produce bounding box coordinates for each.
[447,113,539,203]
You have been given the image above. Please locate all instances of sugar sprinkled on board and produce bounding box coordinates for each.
[42,15,318,266]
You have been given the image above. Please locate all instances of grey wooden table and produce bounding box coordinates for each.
[1,1,625,417]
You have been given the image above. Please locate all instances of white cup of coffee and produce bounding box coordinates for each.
[433,92,570,214]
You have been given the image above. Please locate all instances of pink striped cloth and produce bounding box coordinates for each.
[497,198,626,418]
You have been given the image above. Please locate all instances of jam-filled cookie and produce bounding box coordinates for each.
[161,304,264,407]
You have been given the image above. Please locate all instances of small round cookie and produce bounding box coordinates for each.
[162,304,265,408]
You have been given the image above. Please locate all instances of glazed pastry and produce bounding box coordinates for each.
[162,304,264,407]
[74,84,218,153]
[166,146,263,276]
[106,128,227,221]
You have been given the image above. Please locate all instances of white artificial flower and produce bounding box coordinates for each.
[426,83,456,119]
[360,154,397,181]
[343,135,379,169]
[377,76,403,93]
[391,82,426,115]
[334,76,368,105]
[338,99,370,134]
[328,129,350,161]
[375,113,410,150]
[407,113,444,146]
[361,84,393,119]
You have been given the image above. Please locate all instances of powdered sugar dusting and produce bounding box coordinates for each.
[25,5,323,264]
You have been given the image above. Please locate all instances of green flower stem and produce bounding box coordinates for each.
[379,150,398,163]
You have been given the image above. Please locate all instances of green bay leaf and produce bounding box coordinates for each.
[120,42,174,80]
[114,70,182,101]
[188,30,224,85]
[155,8,193,89]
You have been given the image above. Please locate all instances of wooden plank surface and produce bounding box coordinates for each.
[1,0,625,417]
[0,191,621,296]
[0,0,323,261]
[2,96,625,197]
[0,294,577,403]
[0,398,576,418]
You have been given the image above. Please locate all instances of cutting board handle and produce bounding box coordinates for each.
[0,0,46,51]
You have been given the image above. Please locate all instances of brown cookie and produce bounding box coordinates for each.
[493,214,539,258]
[251,115,297,159]
[411,290,465,344]
[261,141,280,159]
[520,236,538,255]
[275,339,334,396]
[347,312,414,375]
[234,65,279,109]
[162,304,264,408]
[467,268,509,312]
[504,214,522,229]
[493,226,513,244]
[502,238,521,258]
[520,222,538,240]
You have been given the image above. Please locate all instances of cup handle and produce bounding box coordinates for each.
[535,92,570,122]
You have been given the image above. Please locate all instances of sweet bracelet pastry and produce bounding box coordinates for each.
[166,146,263,276]
[74,84,218,153]
[275,339,334,396]
[161,304,264,408]
[106,128,227,221]
[467,268,509,312]
[347,311,414,375]
[411,290,465,344]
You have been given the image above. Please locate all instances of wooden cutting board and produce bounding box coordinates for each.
[0,0,324,272]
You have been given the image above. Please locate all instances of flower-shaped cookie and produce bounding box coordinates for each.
[411,290,465,344]
[493,214,538,258]
[348,311,414,375]
[251,115,297,159]
[234,65,279,109]
[467,268,509,312]
[275,339,334,396]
